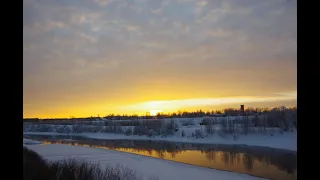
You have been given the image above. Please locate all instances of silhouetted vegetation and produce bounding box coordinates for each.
[23,146,156,180]
[194,129,205,138]
[181,130,185,137]
[24,107,296,122]
[24,106,297,138]
[24,146,52,180]
[181,118,194,126]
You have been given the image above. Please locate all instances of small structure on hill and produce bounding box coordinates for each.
[240,105,244,115]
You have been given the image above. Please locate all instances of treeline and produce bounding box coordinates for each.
[24,106,296,122]
[23,107,296,139]
[201,107,297,138]
[24,119,179,138]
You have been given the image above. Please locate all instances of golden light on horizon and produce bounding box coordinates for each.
[23,91,297,118]
[150,110,163,116]
[118,92,297,116]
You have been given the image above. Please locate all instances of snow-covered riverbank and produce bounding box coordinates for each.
[24,131,296,151]
[25,143,267,180]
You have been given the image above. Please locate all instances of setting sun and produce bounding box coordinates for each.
[150,110,163,116]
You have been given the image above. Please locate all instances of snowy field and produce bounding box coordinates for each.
[24,131,297,151]
[24,143,267,180]
[23,138,42,145]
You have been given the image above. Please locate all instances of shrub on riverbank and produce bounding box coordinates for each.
[23,147,156,180]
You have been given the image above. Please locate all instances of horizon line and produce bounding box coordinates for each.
[23,104,296,120]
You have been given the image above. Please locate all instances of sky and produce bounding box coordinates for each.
[23,0,297,118]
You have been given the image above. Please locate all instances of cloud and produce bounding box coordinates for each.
[207,28,233,37]
[75,12,102,25]
[124,24,141,32]
[130,5,143,13]
[23,0,297,117]
[92,0,114,6]
[274,91,297,98]
[196,0,208,7]
[77,32,98,43]
[176,0,193,3]
[143,42,166,49]
[151,8,162,14]
[48,21,66,28]
[122,93,297,112]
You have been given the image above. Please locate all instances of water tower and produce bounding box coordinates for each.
[240,105,244,115]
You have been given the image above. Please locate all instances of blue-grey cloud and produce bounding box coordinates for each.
[23,0,296,116]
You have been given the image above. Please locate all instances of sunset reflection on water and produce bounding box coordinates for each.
[36,138,296,180]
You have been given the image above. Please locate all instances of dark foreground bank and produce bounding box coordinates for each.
[23,146,157,180]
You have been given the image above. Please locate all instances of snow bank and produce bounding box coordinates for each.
[25,144,266,180]
[24,131,296,151]
[23,138,42,145]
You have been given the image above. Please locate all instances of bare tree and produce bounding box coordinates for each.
[181,130,185,137]
[243,116,249,135]
[205,118,215,134]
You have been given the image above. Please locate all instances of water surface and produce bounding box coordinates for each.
[24,134,296,180]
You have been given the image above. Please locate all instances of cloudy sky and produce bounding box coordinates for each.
[23,0,297,118]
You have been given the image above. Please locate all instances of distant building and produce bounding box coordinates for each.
[240,105,244,115]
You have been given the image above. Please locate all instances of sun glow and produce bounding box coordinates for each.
[150,110,163,116]
[120,91,297,116]
[24,91,297,118]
